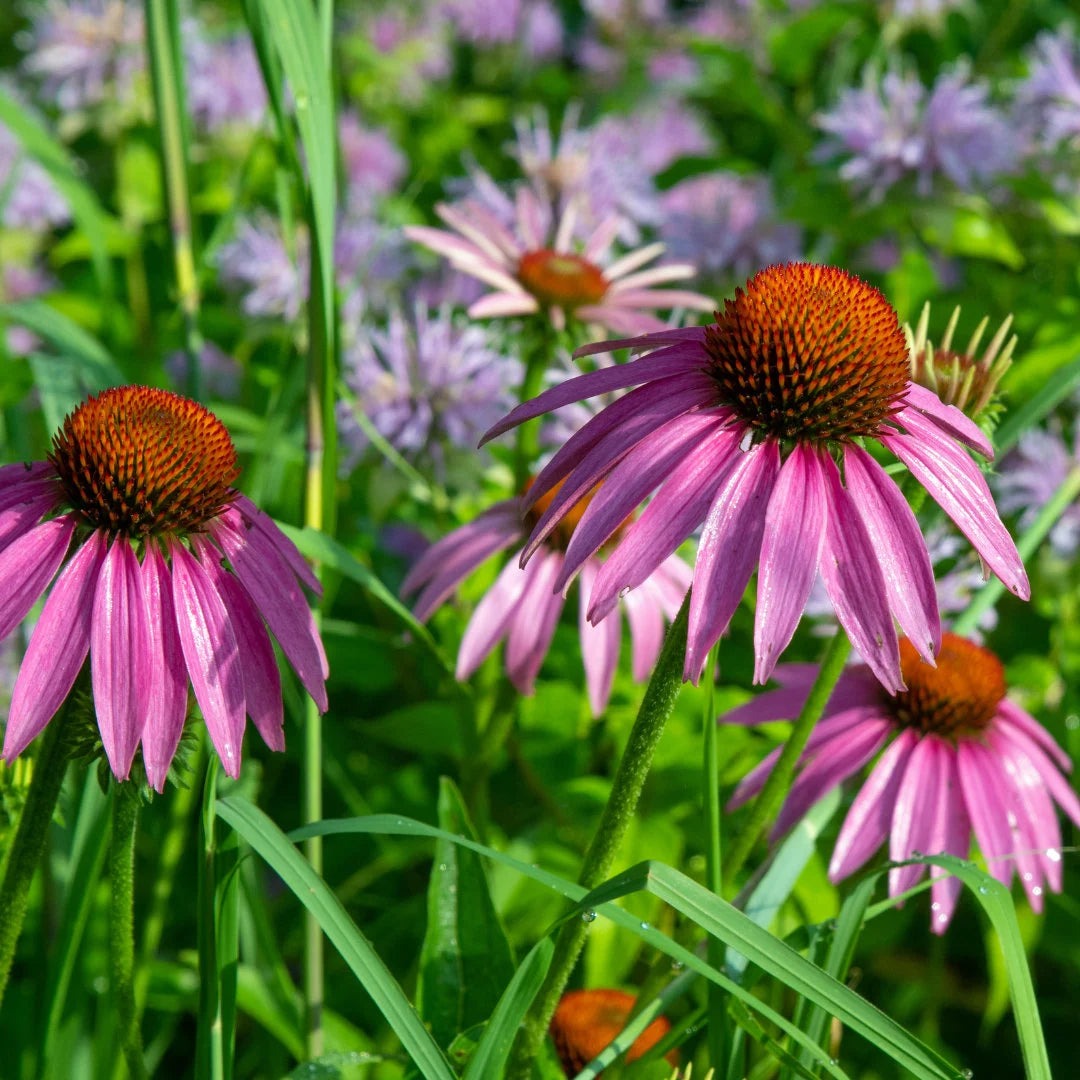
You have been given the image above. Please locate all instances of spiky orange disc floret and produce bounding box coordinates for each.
[50,386,240,537]
[549,989,677,1076]
[518,249,609,309]
[524,476,629,553]
[891,633,1006,739]
[703,262,910,442]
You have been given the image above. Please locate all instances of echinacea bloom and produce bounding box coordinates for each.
[0,387,327,790]
[722,634,1080,932]
[404,190,713,336]
[482,263,1028,693]
[400,484,691,714]
[550,988,677,1076]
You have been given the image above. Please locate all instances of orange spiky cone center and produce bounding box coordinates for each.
[703,262,910,442]
[50,386,240,537]
[524,477,629,552]
[518,249,609,309]
[891,633,1006,738]
[549,989,677,1076]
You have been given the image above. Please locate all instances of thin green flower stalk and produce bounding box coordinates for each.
[506,594,690,1080]
[702,639,726,1069]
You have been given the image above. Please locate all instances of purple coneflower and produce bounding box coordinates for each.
[401,482,691,715]
[482,262,1028,693]
[722,633,1079,932]
[0,387,327,790]
[404,191,713,335]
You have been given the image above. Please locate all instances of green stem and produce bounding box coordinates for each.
[506,593,690,1080]
[952,466,1080,638]
[702,640,725,1069]
[0,715,69,1009]
[513,328,554,490]
[722,629,853,884]
[110,786,147,1080]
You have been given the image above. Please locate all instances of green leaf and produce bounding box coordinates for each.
[918,206,1024,270]
[215,796,455,1080]
[418,778,516,1048]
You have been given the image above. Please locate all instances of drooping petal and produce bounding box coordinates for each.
[995,719,1080,829]
[91,537,152,781]
[572,326,708,360]
[720,667,882,728]
[888,735,941,897]
[843,445,940,662]
[579,560,621,715]
[456,552,531,680]
[819,454,903,693]
[233,495,322,594]
[0,515,75,643]
[754,445,827,684]
[623,583,665,682]
[686,440,780,681]
[140,542,190,792]
[169,540,246,779]
[928,746,971,934]
[898,383,994,458]
[829,728,917,882]
[3,529,107,762]
[469,293,541,319]
[957,740,1016,887]
[504,550,565,696]
[600,287,716,311]
[880,411,1028,598]
[0,489,59,554]
[996,699,1072,772]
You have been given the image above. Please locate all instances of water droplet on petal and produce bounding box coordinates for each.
[1046,848,1062,862]
[619,585,631,599]
[739,430,754,452]
[581,910,597,923]
[931,901,941,911]
[1023,871,1033,882]
[1033,886,1043,897]
[938,912,949,924]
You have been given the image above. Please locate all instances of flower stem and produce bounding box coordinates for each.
[109,785,148,1080]
[722,628,853,884]
[505,593,690,1080]
[952,465,1080,638]
[0,714,69,1010]
[702,639,726,1068]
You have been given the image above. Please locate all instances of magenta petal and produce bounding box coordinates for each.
[0,489,59,554]
[996,700,1072,772]
[3,530,106,762]
[829,728,917,882]
[505,551,565,695]
[685,440,780,682]
[0,515,75,642]
[928,748,971,934]
[212,516,328,712]
[956,741,1016,887]
[140,543,189,792]
[754,444,827,684]
[996,719,1080,829]
[91,538,152,781]
[232,495,322,595]
[720,668,882,728]
[844,445,940,662]
[819,454,902,693]
[888,735,940,897]
[0,460,52,486]
[623,582,664,682]
[899,384,994,459]
[169,541,246,779]
[197,539,285,753]
[480,345,707,445]
[579,560,621,715]
[572,327,708,359]
[880,411,1028,599]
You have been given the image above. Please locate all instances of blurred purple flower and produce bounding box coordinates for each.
[360,9,452,101]
[647,50,700,87]
[216,215,307,321]
[1015,29,1080,151]
[2,263,54,356]
[338,111,407,210]
[891,0,965,22]
[20,0,145,110]
[522,1,563,60]
[816,62,1015,200]
[660,172,802,279]
[0,120,70,230]
[184,27,267,134]
[337,306,523,471]
[165,341,242,400]
[335,216,411,314]
[441,0,522,44]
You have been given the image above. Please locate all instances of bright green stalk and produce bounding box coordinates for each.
[0,715,69,1009]
[196,759,221,1080]
[109,786,147,1080]
[144,0,203,398]
[952,466,1080,638]
[702,639,726,1068]
[722,629,853,884]
[505,594,690,1080]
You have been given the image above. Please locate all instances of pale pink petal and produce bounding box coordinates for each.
[576,306,668,337]
[3,529,106,762]
[468,293,541,319]
[997,699,1072,772]
[456,552,531,680]
[686,439,780,681]
[888,735,941,897]
[754,445,827,685]
[957,740,1015,887]
[623,582,665,682]
[505,551,565,696]
[603,242,667,281]
[607,264,695,292]
[480,344,708,445]
[880,412,1028,599]
[928,748,971,934]
[582,213,622,262]
[843,445,940,663]
[140,543,189,792]
[434,201,519,264]
[572,327,707,360]
[403,224,490,266]
[579,560,621,715]
[515,186,544,249]
[91,538,151,781]
[899,383,993,459]
[829,728,917,881]
[233,496,322,594]
[601,288,716,311]
[0,515,75,642]
[819,454,902,693]
[169,541,246,779]
[996,720,1080,829]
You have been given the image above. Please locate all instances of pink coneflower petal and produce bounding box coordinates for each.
[169,540,246,779]
[582,213,622,262]
[505,550,564,695]
[91,537,152,781]
[754,445,828,685]
[234,495,322,595]
[957,740,1016,887]
[996,699,1073,773]
[829,728,919,882]
[888,734,942,897]
[624,584,664,681]
[402,224,492,266]
[0,490,58,552]
[141,543,189,793]
[579,560,621,715]
[686,439,780,681]
[602,288,717,312]
[469,293,542,319]
[603,242,668,282]
[516,186,545,249]
[880,410,1028,598]
[996,720,1080,827]
[574,306,668,336]
[928,749,971,933]
[572,327,708,359]
[607,264,697,292]
[588,423,742,622]
[435,201,520,264]
[721,666,882,728]
[402,504,519,595]
[2,528,106,762]
[0,476,56,514]
[843,445,940,662]
[0,461,52,486]
[456,553,532,680]
[0,515,75,641]
[819,455,902,693]
[899,383,994,458]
